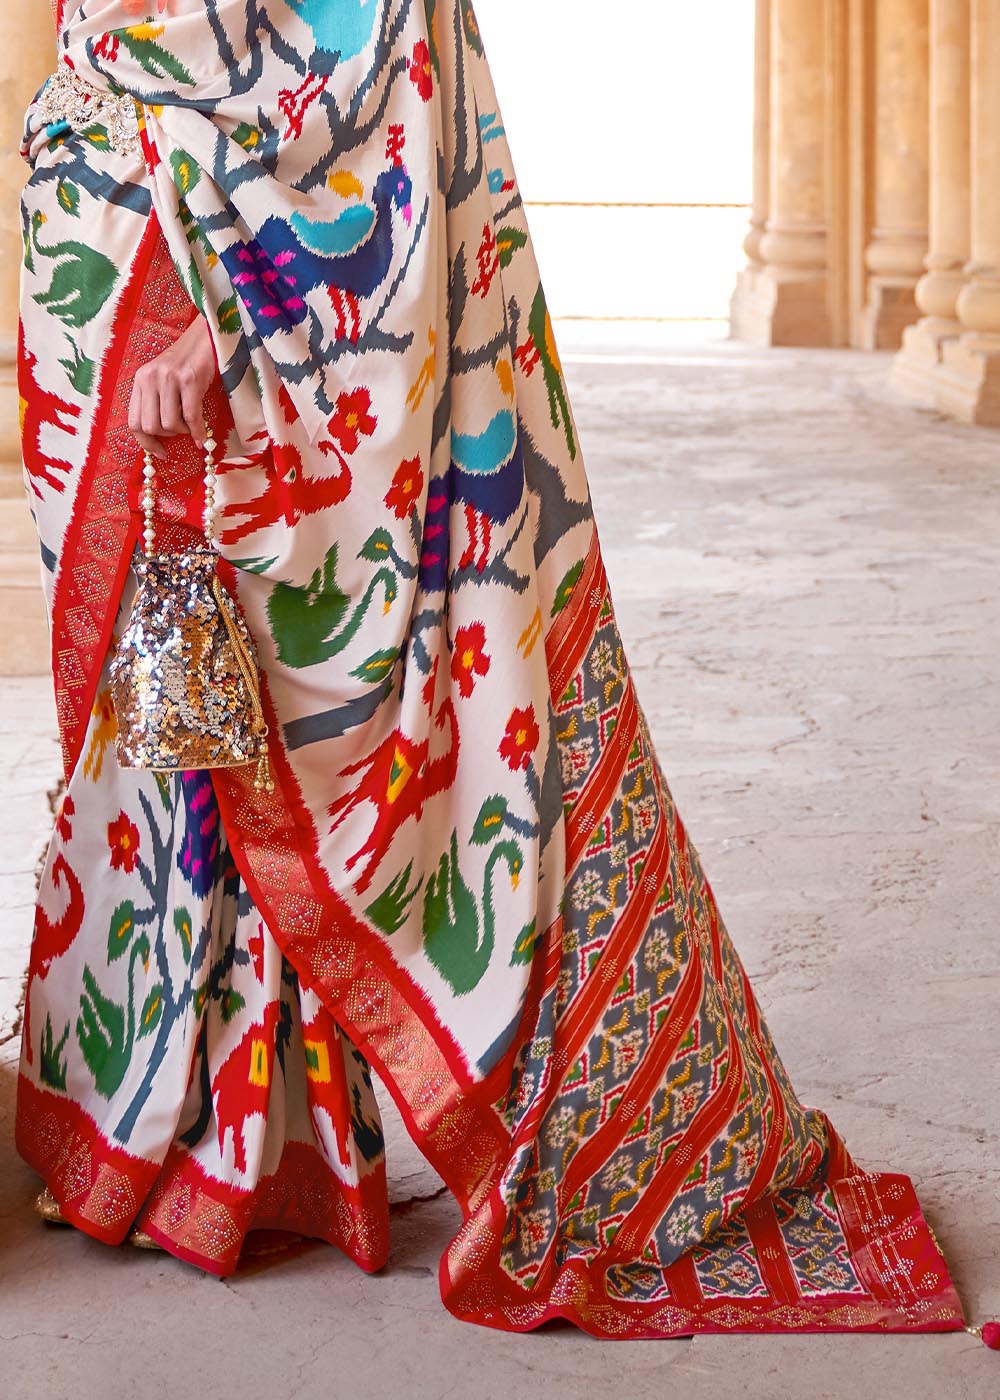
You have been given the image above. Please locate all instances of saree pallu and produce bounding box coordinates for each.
[15,0,966,1337]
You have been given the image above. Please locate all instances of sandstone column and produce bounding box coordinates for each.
[0,4,56,674]
[891,0,970,399]
[938,0,1000,422]
[730,0,771,339]
[741,0,831,345]
[860,0,930,349]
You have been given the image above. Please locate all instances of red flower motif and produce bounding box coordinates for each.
[94,32,121,62]
[326,387,377,455]
[409,40,433,101]
[499,705,539,771]
[108,812,140,873]
[451,621,490,698]
[55,794,75,842]
[384,455,424,519]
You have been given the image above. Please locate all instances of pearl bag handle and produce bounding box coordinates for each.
[141,421,218,557]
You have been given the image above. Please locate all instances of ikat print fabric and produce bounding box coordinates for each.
[16,0,964,1337]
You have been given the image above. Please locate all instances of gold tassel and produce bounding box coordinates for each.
[213,572,275,793]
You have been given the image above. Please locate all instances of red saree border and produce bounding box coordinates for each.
[46,215,161,782]
[438,1169,965,1338]
[17,1075,389,1278]
[17,1073,159,1245]
[135,1139,389,1278]
[546,530,606,703]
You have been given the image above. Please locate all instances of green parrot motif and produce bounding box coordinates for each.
[29,209,119,329]
[267,539,398,670]
[422,831,531,995]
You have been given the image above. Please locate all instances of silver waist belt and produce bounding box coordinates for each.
[34,65,142,159]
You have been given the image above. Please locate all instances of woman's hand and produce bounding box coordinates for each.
[128,314,217,459]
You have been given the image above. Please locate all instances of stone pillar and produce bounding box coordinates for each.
[730,0,771,339]
[938,0,1000,423]
[739,0,831,346]
[891,0,970,400]
[0,5,56,674]
[860,0,930,350]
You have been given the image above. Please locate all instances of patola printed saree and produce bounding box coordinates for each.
[16,0,966,1338]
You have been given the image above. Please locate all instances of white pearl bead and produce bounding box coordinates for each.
[203,438,216,453]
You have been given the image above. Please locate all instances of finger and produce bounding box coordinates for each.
[133,428,168,460]
[127,378,143,438]
[139,375,166,439]
[154,373,187,437]
[178,370,206,446]
[133,384,167,459]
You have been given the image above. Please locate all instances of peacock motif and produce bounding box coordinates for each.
[422,829,532,996]
[219,163,413,337]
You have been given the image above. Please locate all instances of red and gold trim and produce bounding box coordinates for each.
[17,1076,389,1277]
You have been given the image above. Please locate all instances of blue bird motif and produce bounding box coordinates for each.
[284,0,381,60]
[420,410,526,584]
[219,165,413,339]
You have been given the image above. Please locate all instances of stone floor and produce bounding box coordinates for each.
[1,331,998,1399]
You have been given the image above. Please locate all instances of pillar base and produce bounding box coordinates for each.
[935,333,1000,426]
[729,265,766,342]
[889,316,963,407]
[859,280,921,351]
[728,267,831,347]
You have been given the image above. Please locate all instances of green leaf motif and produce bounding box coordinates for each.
[56,178,80,218]
[107,900,136,963]
[461,0,484,55]
[77,934,150,1099]
[231,121,261,152]
[188,255,206,314]
[496,226,527,268]
[219,988,246,1024]
[137,985,164,1040]
[359,528,394,563]
[39,1015,70,1090]
[366,860,423,936]
[350,648,398,685]
[58,338,95,395]
[550,558,584,617]
[83,127,113,154]
[509,918,538,966]
[217,294,241,336]
[169,147,199,196]
[173,907,192,965]
[112,26,196,86]
[229,555,279,575]
[471,795,508,845]
[154,772,172,810]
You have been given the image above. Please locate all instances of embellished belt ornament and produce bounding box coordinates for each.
[34,65,142,158]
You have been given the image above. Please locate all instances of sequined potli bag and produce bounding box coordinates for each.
[109,426,274,792]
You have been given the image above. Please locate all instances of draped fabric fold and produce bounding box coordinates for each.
[16,0,964,1337]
